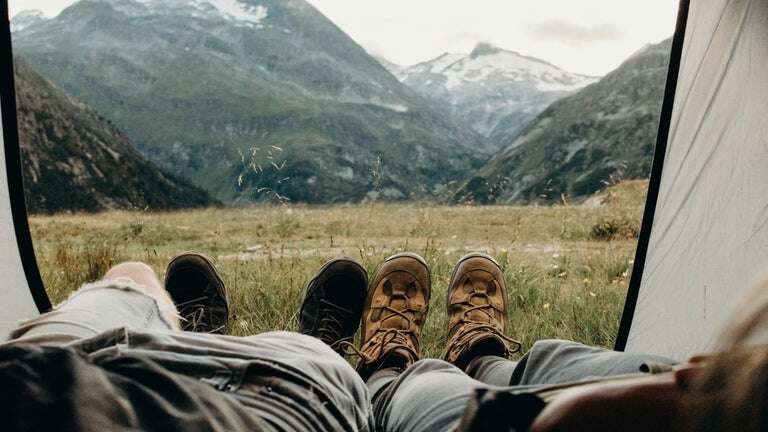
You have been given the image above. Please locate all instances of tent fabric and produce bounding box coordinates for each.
[0,112,39,338]
[0,4,49,340]
[625,0,768,359]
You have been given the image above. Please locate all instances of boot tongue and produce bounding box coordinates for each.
[466,291,493,323]
[383,295,411,330]
[321,299,353,315]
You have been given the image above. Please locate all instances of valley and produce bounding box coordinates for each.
[11,0,670,209]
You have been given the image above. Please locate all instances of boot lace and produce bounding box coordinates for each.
[316,300,352,349]
[450,296,522,357]
[341,305,420,364]
[177,296,225,334]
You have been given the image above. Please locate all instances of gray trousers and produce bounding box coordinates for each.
[6,278,676,432]
[5,279,373,431]
[368,342,677,432]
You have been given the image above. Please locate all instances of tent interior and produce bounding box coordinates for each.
[1,0,767,362]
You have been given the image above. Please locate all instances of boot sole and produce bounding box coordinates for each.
[301,257,369,308]
[165,251,227,300]
[299,257,369,338]
[380,252,432,288]
[446,252,506,322]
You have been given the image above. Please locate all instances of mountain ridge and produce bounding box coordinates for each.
[379,42,598,147]
[14,56,217,213]
[10,10,48,33]
[13,0,486,203]
[454,38,672,204]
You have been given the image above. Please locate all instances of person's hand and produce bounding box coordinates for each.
[673,355,709,390]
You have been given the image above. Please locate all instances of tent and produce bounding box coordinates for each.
[0,0,49,337]
[0,0,766,360]
[615,0,768,359]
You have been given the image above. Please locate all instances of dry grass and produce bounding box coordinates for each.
[28,182,646,358]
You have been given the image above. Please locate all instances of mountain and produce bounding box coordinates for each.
[455,38,672,204]
[12,0,485,203]
[14,57,216,213]
[10,10,48,33]
[372,55,406,77]
[382,43,598,147]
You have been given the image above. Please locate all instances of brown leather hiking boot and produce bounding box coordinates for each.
[444,253,520,370]
[356,253,431,380]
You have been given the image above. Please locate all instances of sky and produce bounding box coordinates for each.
[10,0,679,76]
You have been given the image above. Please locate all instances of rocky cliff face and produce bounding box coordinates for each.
[14,57,216,213]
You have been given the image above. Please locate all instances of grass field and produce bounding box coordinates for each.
[28,182,647,359]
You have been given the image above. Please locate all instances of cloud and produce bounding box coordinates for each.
[527,19,626,47]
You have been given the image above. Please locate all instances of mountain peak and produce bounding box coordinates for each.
[11,10,48,33]
[470,42,506,58]
[12,9,46,18]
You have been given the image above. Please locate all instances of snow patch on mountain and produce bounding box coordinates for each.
[413,46,596,93]
[204,0,268,24]
[377,43,599,143]
[126,0,268,26]
[11,10,48,33]
[409,53,464,76]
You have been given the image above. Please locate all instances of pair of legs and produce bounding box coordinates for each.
[316,253,677,431]
[6,252,677,431]
[7,255,372,431]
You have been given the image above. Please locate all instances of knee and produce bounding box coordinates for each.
[408,358,462,375]
[105,262,160,289]
[102,262,179,329]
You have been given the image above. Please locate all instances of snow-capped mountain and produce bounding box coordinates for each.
[381,43,599,147]
[100,0,269,28]
[10,10,48,33]
[455,39,672,204]
[372,55,406,78]
[14,0,485,203]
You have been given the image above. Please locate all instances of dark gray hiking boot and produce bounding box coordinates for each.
[299,258,368,354]
[165,252,229,334]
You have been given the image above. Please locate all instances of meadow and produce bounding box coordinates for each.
[28,181,647,359]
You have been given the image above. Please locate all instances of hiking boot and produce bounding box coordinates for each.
[444,253,520,370]
[299,258,368,353]
[356,253,431,380]
[165,252,228,334]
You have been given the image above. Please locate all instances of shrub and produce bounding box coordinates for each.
[590,217,640,241]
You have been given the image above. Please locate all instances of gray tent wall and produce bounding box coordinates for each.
[0,1,50,339]
[619,0,768,359]
[0,107,38,337]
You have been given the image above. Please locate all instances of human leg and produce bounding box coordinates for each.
[9,261,180,345]
[287,257,373,430]
[449,254,676,387]
[363,253,522,431]
[463,338,678,388]
[369,252,525,431]
[368,359,487,432]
